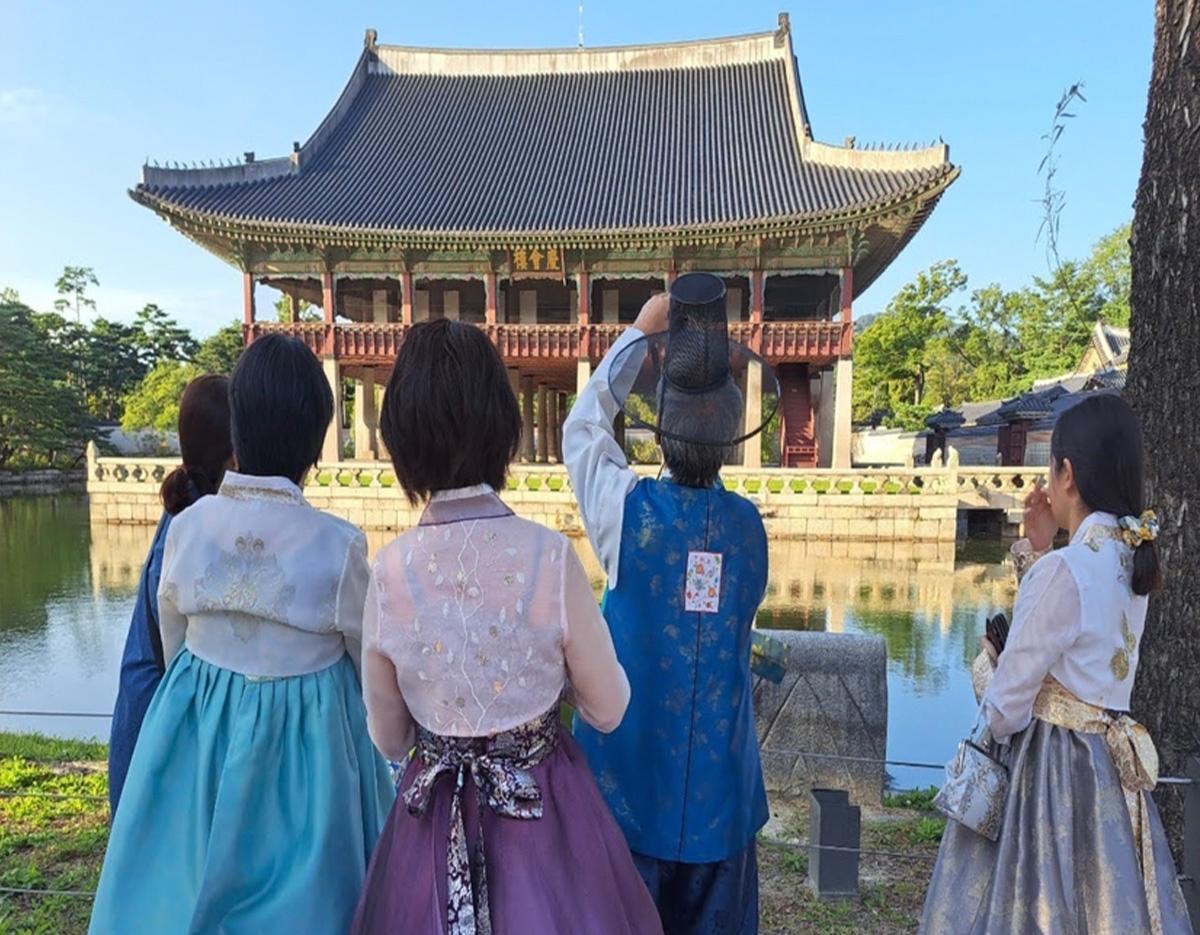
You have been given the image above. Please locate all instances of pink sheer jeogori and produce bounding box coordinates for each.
[368,485,628,739]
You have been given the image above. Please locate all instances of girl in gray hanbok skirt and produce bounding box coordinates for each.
[921,395,1192,934]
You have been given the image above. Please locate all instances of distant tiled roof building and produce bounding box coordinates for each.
[132,16,957,468]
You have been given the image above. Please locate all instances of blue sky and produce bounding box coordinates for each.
[0,1,1151,338]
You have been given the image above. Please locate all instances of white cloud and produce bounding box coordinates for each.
[0,87,57,126]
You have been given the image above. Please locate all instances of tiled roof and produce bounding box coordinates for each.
[132,24,955,243]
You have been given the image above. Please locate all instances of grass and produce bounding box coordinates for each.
[0,734,944,934]
[756,793,943,933]
[0,735,108,935]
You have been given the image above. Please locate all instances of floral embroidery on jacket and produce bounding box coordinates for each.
[194,533,295,627]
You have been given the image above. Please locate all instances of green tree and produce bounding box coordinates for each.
[80,317,145,421]
[852,260,967,427]
[194,321,245,374]
[132,303,198,367]
[0,299,95,467]
[53,266,99,323]
[1081,223,1132,326]
[121,360,199,433]
[275,294,321,323]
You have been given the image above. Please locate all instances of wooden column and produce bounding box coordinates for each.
[485,272,498,325]
[242,273,256,325]
[400,271,414,325]
[520,375,536,463]
[577,271,591,358]
[289,293,301,323]
[840,265,854,324]
[537,384,550,463]
[321,271,337,356]
[321,271,336,323]
[749,269,765,355]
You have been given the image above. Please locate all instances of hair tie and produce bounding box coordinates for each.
[1118,510,1159,548]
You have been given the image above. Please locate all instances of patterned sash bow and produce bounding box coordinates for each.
[403,707,560,935]
[1033,678,1167,933]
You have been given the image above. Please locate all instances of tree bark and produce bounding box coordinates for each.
[1128,0,1200,858]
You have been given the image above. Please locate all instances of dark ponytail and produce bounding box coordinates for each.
[1050,393,1162,595]
[160,374,233,516]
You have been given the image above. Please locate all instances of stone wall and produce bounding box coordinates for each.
[86,447,969,543]
[0,469,85,498]
[753,630,888,805]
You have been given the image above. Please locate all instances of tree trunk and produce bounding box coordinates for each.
[1128,0,1200,859]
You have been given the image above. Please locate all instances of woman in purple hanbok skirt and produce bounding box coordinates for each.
[351,319,662,935]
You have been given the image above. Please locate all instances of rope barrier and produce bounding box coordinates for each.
[760,746,945,772]
[0,885,95,899]
[0,790,108,802]
[0,710,111,719]
[760,835,938,863]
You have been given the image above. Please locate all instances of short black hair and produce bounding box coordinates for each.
[380,319,522,504]
[229,333,333,484]
[659,381,741,488]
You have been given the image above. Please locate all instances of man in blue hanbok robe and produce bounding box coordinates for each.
[565,273,773,934]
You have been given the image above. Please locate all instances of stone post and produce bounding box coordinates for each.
[520,375,536,463]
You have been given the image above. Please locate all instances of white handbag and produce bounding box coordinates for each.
[933,711,1009,841]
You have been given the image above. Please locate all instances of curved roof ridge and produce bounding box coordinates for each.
[370,25,790,77]
[803,138,951,171]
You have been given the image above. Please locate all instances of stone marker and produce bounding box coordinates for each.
[753,629,888,805]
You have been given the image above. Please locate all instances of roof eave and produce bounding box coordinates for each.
[132,164,959,253]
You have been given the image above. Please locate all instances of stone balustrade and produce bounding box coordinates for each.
[87,444,1043,542]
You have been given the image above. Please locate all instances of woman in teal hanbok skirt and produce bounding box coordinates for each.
[89,335,394,934]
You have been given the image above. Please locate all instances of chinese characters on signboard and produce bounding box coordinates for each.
[510,246,562,275]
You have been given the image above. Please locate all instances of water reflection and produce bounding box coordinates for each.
[1,499,1015,788]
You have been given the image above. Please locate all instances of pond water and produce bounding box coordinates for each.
[0,496,1015,789]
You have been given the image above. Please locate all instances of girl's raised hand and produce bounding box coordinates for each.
[1024,480,1057,552]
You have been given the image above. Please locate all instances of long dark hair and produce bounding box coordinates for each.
[160,374,233,515]
[1051,393,1161,595]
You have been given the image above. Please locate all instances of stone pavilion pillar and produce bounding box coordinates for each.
[320,271,343,465]
[557,391,569,460]
[742,360,763,468]
[322,356,343,466]
[537,384,550,463]
[831,266,855,469]
[520,375,536,463]
[548,391,561,463]
[354,370,378,460]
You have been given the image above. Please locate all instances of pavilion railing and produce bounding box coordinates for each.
[245,320,854,364]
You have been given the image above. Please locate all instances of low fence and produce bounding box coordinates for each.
[0,468,85,498]
[85,444,1046,542]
